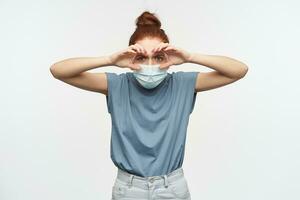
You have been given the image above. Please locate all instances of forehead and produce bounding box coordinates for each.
[135,38,164,56]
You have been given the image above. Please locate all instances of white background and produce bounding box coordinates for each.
[1,0,299,199]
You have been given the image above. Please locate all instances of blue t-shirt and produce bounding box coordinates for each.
[105,71,199,177]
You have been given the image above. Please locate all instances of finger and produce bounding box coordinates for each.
[134,45,141,53]
[165,45,178,52]
[158,43,170,52]
[130,64,141,70]
[161,51,170,62]
[136,65,141,70]
[133,44,142,54]
[129,45,136,51]
[131,45,141,54]
[164,46,175,51]
[127,49,136,54]
[135,44,145,55]
[135,44,147,55]
[164,48,176,54]
[160,65,169,70]
[152,43,164,54]
[130,53,138,64]
[130,46,139,54]
[160,65,170,70]
[152,43,162,54]
[159,61,170,69]
[143,47,147,55]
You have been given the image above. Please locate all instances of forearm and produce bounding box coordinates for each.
[50,55,112,78]
[187,52,248,78]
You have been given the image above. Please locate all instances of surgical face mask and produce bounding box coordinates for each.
[132,64,168,89]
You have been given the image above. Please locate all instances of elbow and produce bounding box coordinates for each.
[241,64,249,78]
[235,64,249,79]
[49,64,62,79]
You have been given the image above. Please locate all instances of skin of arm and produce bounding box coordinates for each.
[50,56,112,79]
[49,56,113,95]
[188,53,248,79]
[49,43,144,95]
[186,53,249,92]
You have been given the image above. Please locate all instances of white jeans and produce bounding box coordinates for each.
[111,167,191,200]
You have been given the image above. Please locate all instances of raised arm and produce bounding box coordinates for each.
[187,53,249,92]
[49,44,146,95]
[50,56,112,95]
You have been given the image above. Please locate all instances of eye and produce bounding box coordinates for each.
[155,56,164,61]
[136,56,145,61]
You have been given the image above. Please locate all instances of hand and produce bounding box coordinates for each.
[151,42,192,69]
[108,44,147,70]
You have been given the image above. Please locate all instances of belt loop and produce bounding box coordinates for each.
[163,175,169,188]
[128,174,134,188]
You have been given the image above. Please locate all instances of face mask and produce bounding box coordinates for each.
[132,64,168,89]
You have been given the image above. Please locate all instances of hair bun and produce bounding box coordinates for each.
[129,10,169,46]
[136,11,161,29]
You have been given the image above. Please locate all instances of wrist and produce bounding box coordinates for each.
[187,52,203,63]
[186,52,196,63]
[105,55,114,66]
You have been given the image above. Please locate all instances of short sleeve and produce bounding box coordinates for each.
[174,71,199,114]
[105,72,125,114]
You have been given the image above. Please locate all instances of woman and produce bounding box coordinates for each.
[50,11,248,200]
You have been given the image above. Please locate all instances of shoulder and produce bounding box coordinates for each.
[170,71,199,81]
[105,72,127,79]
[105,72,130,83]
[104,72,129,90]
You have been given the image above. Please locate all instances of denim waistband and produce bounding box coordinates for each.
[115,167,185,190]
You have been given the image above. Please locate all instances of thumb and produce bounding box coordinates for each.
[160,62,171,69]
[129,63,141,71]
